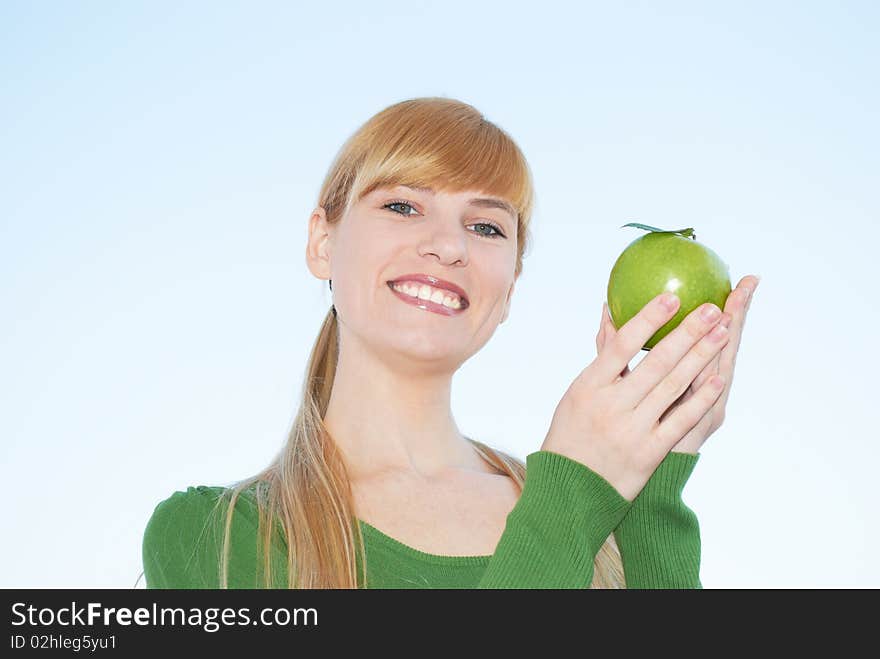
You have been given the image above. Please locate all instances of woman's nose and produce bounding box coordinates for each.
[417,222,468,265]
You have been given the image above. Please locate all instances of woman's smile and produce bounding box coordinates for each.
[387,281,468,317]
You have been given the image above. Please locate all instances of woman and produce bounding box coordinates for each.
[141,96,759,589]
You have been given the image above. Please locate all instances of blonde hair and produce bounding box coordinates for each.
[216,97,625,588]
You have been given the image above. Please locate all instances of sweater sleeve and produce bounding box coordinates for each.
[612,451,702,589]
[142,485,287,589]
[477,450,632,588]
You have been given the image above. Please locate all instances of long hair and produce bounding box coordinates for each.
[215,97,625,588]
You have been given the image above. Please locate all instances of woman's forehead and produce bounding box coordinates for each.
[374,183,492,196]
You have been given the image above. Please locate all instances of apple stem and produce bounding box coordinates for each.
[621,222,696,240]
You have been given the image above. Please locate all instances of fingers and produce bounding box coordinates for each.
[715,276,759,409]
[618,300,727,407]
[658,308,725,424]
[690,311,731,391]
[654,374,726,449]
[591,292,680,385]
[635,310,731,423]
[657,311,730,425]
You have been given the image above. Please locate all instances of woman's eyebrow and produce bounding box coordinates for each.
[393,185,516,223]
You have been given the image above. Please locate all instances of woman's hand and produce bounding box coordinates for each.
[597,276,759,455]
[540,285,751,502]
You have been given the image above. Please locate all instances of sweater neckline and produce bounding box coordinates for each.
[357,519,492,566]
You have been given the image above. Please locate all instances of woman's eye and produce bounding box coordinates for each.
[473,223,505,238]
[384,201,417,216]
[383,200,506,239]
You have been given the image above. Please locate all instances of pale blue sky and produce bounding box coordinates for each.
[2,1,877,588]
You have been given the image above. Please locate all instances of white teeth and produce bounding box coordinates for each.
[392,282,463,310]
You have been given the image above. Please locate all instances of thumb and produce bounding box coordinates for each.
[599,302,630,380]
[596,302,608,353]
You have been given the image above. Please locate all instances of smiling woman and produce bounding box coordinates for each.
[141,97,703,590]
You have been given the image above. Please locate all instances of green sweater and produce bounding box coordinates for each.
[142,450,702,589]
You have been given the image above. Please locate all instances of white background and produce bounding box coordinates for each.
[2,1,877,588]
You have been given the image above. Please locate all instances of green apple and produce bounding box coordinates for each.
[606,223,732,351]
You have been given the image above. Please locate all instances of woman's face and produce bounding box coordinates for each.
[309,183,519,373]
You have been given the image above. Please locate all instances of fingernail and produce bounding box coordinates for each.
[661,293,679,311]
[700,303,721,321]
[748,276,761,295]
[708,323,728,341]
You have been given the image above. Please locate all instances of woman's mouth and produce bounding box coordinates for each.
[386,281,468,316]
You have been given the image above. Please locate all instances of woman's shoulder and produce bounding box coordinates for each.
[142,482,265,588]
[149,484,236,513]
[151,484,227,509]
[144,483,262,537]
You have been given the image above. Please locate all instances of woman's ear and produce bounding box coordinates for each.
[306,206,333,281]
